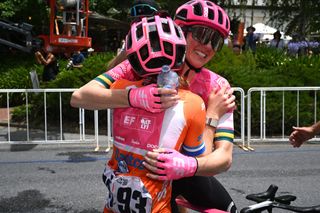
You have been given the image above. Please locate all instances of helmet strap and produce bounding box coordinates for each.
[185,59,202,73]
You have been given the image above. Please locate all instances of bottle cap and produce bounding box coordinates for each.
[162,65,170,73]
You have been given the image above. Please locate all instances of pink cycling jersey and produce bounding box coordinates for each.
[95,60,234,143]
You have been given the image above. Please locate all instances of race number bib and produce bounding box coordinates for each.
[103,167,152,213]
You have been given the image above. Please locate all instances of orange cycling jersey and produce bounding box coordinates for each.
[103,79,206,213]
[95,60,234,144]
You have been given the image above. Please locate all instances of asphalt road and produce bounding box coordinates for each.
[0,143,319,213]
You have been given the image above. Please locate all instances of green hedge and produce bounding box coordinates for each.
[1,48,320,135]
[0,52,114,106]
[207,46,320,136]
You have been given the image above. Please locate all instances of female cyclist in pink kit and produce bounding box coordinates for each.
[71,1,237,212]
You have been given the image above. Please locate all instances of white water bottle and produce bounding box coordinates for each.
[157,65,179,89]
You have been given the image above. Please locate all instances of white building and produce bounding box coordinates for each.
[224,0,292,41]
[225,0,288,32]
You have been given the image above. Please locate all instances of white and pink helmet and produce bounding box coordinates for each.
[174,0,230,38]
[126,14,186,77]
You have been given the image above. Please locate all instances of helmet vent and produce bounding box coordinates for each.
[226,18,229,29]
[146,57,171,69]
[176,9,188,20]
[163,41,173,56]
[139,44,149,61]
[147,16,155,23]
[193,3,203,16]
[126,32,132,49]
[162,22,170,33]
[206,1,213,6]
[173,45,186,69]
[136,24,143,40]
[218,9,223,24]
[174,25,182,39]
[208,9,214,20]
[128,53,146,76]
[149,25,161,52]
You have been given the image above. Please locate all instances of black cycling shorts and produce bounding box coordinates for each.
[171,176,237,213]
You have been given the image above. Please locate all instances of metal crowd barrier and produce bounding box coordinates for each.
[6,87,320,152]
[246,87,320,150]
[0,89,111,149]
[0,88,246,151]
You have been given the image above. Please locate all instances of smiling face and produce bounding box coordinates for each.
[185,32,216,68]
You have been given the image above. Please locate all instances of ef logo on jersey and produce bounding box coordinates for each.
[122,114,155,132]
[124,115,136,126]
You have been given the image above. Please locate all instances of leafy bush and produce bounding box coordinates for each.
[0,53,36,106]
[206,47,320,136]
[2,48,320,135]
[1,52,114,129]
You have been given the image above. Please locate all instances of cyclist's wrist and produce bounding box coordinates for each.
[127,89,133,107]
[206,112,220,120]
[192,157,199,176]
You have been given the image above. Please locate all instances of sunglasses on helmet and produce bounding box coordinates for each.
[130,4,158,17]
[188,26,224,52]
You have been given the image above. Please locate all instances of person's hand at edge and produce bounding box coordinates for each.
[289,126,314,148]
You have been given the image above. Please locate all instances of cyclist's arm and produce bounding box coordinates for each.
[70,80,130,110]
[71,61,134,110]
[196,97,234,176]
[202,86,235,155]
[195,84,235,176]
[195,140,233,176]
[70,60,180,111]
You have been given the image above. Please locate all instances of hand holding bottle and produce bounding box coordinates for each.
[128,84,162,113]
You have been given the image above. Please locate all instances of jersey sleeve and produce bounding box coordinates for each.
[206,69,235,143]
[181,92,206,157]
[215,112,234,143]
[94,60,136,89]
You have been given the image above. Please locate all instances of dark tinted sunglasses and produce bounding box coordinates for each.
[130,4,158,17]
[188,26,224,52]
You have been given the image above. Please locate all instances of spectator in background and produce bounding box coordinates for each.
[245,26,259,53]
[269,30,285,50]
[287,33,299,56]
[35,48,59,82]
[287,33,309,57]
[67,50,85,69]
[298,36,309,56]
[289,121,320,147]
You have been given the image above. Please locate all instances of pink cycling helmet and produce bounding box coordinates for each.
[126,14,186,77]
[174,0,230,38]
